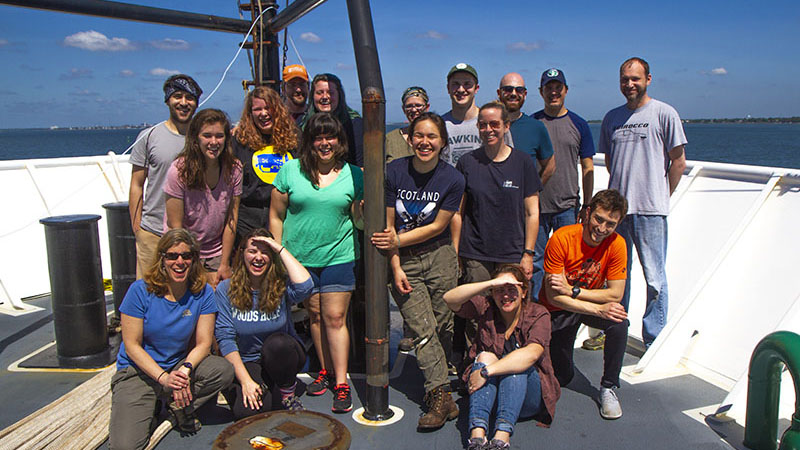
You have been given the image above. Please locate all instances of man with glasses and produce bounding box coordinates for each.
[531,69,596,306]
[441,63,482,167]
[386,86,430,163]
[497,72,555,185]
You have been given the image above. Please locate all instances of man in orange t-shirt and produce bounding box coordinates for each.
[540,189,629,420]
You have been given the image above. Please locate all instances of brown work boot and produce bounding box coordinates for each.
[418,385,459,430]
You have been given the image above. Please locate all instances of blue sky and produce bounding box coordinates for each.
[1,0,798,128]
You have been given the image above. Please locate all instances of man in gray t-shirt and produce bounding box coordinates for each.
[128,74,202,278]
[600,57,687,346]
[441,63,481,167]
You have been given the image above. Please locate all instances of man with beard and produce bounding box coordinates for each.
[540,189,628,420]
[531,69,595,304]
[129,74,202,278]
[497,72,555,185]
[600,57,687,346]
[283,64,309,124]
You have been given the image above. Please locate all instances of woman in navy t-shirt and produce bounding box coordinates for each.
[371,112,465,429]
[214,228,313,418]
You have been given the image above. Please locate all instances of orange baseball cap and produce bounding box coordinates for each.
[283,64,309,82]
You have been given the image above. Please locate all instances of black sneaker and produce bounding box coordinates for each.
[466,437,487,450]
[485,438,510,450]
[331,383,353,413]
[307,370,331,396]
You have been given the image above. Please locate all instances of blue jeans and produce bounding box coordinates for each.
[615,214,668,345]
[468,361,544,436]
[532,207,579,302]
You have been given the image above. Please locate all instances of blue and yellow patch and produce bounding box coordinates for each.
[253,146,293,184]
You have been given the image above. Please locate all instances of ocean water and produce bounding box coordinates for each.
[1,123,798,169]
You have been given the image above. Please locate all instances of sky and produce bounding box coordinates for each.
[0,0,798,129]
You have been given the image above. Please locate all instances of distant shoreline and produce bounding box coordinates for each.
[586,117,800,124]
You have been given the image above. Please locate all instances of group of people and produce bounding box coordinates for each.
[111,55,687,450]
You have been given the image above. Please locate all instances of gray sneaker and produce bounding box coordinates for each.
[599,387,622,419]
[281,393,304,411]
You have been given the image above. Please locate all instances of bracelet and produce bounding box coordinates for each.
[279,246,285,254]
[157,370,167,383]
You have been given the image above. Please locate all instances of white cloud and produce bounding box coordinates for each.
[417,30,447,40]
[59,68,93,80]
[149,68,181,77]
[507,41,544,52]
[300,32,322,43]
[0,39,8,47]
[336,63,354,70]
[69,89,98,97]
[150,38,190,51]
[64,30,136,51]
[711,67,728,75]
[119,69,135,77]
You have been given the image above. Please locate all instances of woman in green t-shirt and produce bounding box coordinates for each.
[269,112,364,413]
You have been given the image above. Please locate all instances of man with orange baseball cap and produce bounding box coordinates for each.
[282,64,309,123]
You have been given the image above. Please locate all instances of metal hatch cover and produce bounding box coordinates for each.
[213,410,351,450]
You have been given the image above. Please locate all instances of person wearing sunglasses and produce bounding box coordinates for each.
[164,109,243,287]
[214,228,313,418]
[109,229,234,450]
[454,101,542,287]
[443,264,559,450]
[385,86,430,164]
[496,72,555,186]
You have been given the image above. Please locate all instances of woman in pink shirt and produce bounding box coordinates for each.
[165,108,243,287]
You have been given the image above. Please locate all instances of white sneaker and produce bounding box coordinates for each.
[599,387,622,419]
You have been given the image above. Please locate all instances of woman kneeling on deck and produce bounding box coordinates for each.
[214,228,313,418]
[443,265,559,450]
[109,229,234,450]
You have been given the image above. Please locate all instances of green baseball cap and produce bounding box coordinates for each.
[447,62,478,83]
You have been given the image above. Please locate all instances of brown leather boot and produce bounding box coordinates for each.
[417,385,459,430]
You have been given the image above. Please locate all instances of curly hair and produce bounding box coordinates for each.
[235,86,298,155]
[143,228,206,296]
[298,112,349,186]
[177,108,239,190]
[227,228,287,314]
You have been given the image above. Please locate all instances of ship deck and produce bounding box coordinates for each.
[0,295,745,449]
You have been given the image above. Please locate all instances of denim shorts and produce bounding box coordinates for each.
[307,261,356,294]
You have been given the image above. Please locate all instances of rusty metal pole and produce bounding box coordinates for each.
[346,0,392,420]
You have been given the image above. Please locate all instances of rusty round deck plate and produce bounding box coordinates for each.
[213,410,351,450]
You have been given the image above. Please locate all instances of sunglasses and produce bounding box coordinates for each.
[162,252,194,261]
[499,86,527,95]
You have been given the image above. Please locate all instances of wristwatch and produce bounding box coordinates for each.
[479,366,489,379]
[182,361,193,373]
[523,248,534,256]
[571,286,581,299]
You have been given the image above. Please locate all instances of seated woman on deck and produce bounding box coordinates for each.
[109,228,234,450]
[443,264,559,450]
[214,228,313,418]
[164,108,243,287]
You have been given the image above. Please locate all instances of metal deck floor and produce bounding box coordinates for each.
[0,296,740,449]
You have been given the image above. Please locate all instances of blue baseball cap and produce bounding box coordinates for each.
[540,68,567,88]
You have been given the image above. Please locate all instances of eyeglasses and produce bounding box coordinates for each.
[478,120,505,130]
[162,252,194,261]
[403,103,427,111]
[499,86,527,95]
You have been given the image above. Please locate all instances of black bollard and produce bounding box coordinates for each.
[39,214,111,368]
[102,202,136,325]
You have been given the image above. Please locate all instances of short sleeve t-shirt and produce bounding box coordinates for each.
[539,223,627,312]
[163,158,243,259]
[385,128,414,163]
[214,277,313,362]
[457,148,542,263]
[233,138,293,235]
[533,110,596,213]
[506,114,554,162]
[116,280,216,370]
[599,99,687,215]
[272,159,364,267]
[441,111,481,167]
[129,123,185,236]
[385,157,465,250]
